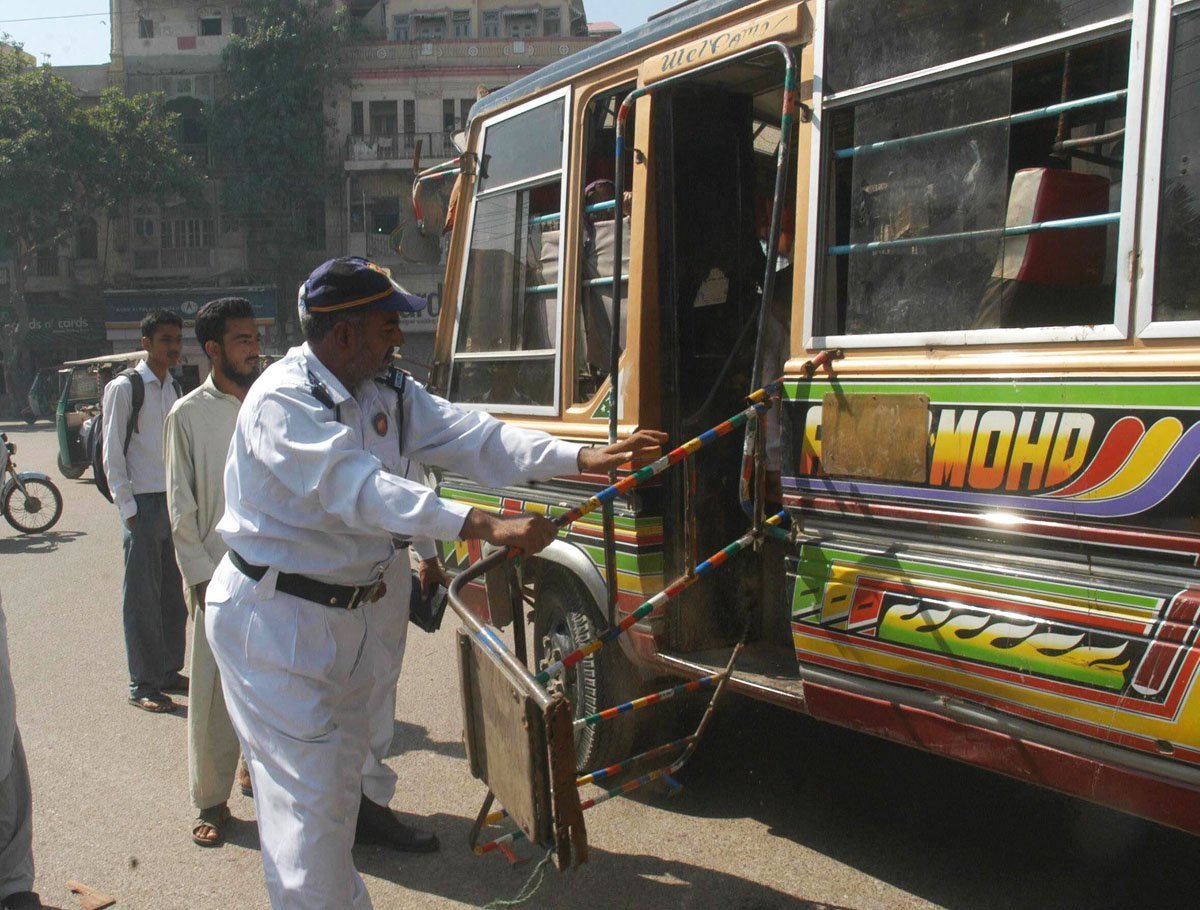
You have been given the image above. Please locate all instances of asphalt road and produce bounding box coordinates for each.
[1,420,1197,910]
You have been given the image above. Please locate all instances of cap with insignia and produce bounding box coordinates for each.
[299,257,427,316]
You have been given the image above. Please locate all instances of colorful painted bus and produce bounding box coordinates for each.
[427,0,1200,837]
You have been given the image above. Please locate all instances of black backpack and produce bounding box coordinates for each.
[88,368,181,502]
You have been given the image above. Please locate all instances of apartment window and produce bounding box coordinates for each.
[507,14,537,38]
[138,17,154,39]
[453,10,471,38]
[543,9,560,37]
[162,218,215,250]
[200,17,222,37]
[369,100,398,136]
[483,11,499,37]
[232,15,248,37]
[393,16,409,41]
[442,99,457,135]
[460,98,473,128]
[133,217,155,239]
[351,101,364,137]
[403,100,416,141]
[77,219,99,261]
[415,16,447,40]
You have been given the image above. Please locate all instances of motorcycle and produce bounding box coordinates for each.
[1,432,63,534]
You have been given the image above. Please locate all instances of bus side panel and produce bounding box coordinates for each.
[781,374,1200,776]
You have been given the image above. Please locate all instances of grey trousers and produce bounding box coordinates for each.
[122,492,188,699]
[0,601,34,902]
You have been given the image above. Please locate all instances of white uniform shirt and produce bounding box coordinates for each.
[101,359,181,520]
[357,377,438,563]
[217,343,584,585]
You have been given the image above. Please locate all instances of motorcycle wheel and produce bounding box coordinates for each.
[2,477,64,534]
[57,453,87,480]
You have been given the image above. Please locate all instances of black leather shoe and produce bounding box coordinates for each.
[355,795,440,853]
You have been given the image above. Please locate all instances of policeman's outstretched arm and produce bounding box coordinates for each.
[576,429,670,474]
[460,509,558,555]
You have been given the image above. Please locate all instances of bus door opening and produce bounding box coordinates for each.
[654,59,796,655]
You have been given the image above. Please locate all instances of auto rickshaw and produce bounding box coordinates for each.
[54,351,146,480]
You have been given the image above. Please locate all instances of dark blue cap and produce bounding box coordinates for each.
[299,257,426,316]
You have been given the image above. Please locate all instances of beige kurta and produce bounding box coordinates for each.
[164,375,243,811]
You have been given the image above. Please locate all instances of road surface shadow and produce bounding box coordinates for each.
[356,812,827,909]
[0,530,85,553]
[386,720,467,761]
[620,695,1199,910]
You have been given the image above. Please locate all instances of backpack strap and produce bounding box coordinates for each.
[117,369,145,458]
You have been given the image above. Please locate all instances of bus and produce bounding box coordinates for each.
[425,0,1200,845]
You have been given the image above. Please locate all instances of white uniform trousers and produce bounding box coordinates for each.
[206,555,376,910]
[187,587,242,811]
[361,556,413,807]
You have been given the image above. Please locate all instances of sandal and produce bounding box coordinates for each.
[191,803,230,848]
[128,693,176,714]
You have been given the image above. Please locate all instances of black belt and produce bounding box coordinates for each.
[228,550,386,611]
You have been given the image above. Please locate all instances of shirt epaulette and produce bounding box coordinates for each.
[306,370,336,409]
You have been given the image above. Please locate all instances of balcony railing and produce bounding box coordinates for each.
[345,131,456,164]
[133,248,214,271]
[34,255,59,278]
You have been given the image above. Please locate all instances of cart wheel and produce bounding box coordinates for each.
[57,453,87,480]
[533,568,638,772]
[2,477,64,534]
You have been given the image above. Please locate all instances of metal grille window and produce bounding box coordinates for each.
[543,8,560,36]
[1139,0,1200,335]
[453,10,471,38]
[483,11,499,37]
[138,17,154,39]
[200,16,222,37]
[449,91,569,414]
[810,1,1145,347]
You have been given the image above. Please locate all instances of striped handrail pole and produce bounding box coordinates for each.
[411,166,462,232]
[551,383,782,533]
[475,768,673,856]
[481,735,696,828]
[534,511,788,685]
[574,676,718,730]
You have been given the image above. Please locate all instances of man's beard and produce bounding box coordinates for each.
[219,358,259,389]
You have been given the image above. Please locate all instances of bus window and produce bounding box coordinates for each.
[823,0,1130,95]
[574,85,634,403]
[1149,5,1200,324]
[818,29,1131,338]
[448,94,568,412]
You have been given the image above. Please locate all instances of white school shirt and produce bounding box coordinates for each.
[217,343,584,586]
[101,359,181,520]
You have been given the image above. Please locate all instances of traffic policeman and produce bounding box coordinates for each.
[205,257,666,909]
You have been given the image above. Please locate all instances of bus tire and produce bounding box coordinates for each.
[533,567,637,773]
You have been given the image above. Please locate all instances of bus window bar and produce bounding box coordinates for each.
[833,89,1127,161]
[827,211,1119,256]
[524,275,627,294]
[528,199,617,226]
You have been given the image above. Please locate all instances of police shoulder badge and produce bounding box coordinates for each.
[373,411,389,436]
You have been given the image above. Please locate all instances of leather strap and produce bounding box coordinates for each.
[228,550,382,610]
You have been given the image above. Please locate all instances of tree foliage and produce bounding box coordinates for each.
[0,50,201,406]
[211,0,355,333]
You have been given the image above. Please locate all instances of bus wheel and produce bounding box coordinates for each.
[57,453,87,480]
[533,568,636,773]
